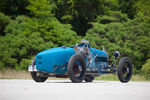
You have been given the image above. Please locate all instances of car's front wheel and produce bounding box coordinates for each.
[67,54,86,83]
[30,57,48,82]
[31,72,48,82]
[117,57,132,83]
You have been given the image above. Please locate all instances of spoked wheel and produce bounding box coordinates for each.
[84,75,95,82]
[31,72,48,82]
[117,57,132,83]
[67,54,86,83]
[73,63,82,77]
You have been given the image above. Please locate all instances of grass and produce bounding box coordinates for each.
[95,74,147,81]
[0,69,68,80]
[0,69,148,81]
[0,69,31,79]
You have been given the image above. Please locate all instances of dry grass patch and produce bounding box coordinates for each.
[0,69,148,81]
[0,69,31,79]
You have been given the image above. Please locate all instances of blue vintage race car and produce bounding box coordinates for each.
[28,39,132,83]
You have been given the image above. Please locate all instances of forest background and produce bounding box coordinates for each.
[0,0,150,79]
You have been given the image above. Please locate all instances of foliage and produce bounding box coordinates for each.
[0,0,150,77]
[26,0,54,18]
[0,12,11,36]
[84,12,150,72]
[0,1,79,70]
[53,0,119,36]
[96,11,128,24]
[118,0,137,19]
[134,0,150,17]
[0,0,29,17]
[142,59,150,79]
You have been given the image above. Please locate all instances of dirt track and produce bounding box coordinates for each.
[0,80,150,100]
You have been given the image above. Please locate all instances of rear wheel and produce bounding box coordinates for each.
[67,54,86,83]
[84,75,94,82]
[117,57,132,83]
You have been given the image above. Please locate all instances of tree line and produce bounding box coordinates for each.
[0,0,150,79]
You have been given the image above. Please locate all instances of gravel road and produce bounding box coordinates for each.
[0,80,150,100]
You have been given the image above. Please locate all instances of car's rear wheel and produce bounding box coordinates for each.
[30,57,48,82]
[67,54,86,83]
[117,57,132,83]
[84,75,94,82]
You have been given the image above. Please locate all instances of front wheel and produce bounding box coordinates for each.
[31,72,48,82]
[30,57,48,82]
[67,54,86,83]
[117,57,132,83]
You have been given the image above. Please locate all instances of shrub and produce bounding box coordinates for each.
[142,59,150,79]
[0,12,11,36]
[84,14,150,71]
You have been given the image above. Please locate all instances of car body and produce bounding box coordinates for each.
[28,39,132,83]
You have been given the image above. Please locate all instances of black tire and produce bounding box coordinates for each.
[117,57,132,83]
[30,57,48,82]
[31,72,48,82]
[67,54,86,83]
[84,75,94,82]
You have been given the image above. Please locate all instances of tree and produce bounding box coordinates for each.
[26,0,54,18]
[134,0,150,17]
[118,0,137,19]
[84,12,150,72]
[0,0,29,17]
[0,0,79,70]
[53,0,119,36]
[142,59,150,79]
[0,12,11,36]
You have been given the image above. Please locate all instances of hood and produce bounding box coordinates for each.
[36,47,75,73]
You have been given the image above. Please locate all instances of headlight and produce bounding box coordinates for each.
[114,51,120,58]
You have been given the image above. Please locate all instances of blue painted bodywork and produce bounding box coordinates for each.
[87,48,108,73]
[36,46,108,74]
[36,47,75,74]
